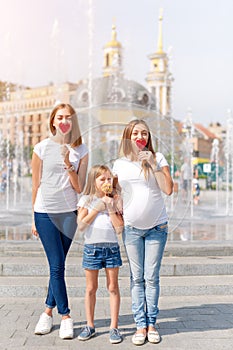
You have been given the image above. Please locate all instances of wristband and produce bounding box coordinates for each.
[66,165,75,173]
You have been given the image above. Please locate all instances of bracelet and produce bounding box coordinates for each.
[65,165,75,173]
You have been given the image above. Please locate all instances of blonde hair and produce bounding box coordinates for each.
[49,103,82,148]
[83,165,113,196]
[119,119,155,178]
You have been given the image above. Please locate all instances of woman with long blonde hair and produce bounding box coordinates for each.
[113,119,173,345]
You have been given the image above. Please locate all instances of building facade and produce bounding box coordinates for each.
[0,10,218,174]
[0,82,79,147]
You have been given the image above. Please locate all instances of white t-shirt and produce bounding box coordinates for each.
[33,138,88,213]
[112,152,168,230]
[78,195,118,244]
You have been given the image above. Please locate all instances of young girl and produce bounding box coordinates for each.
[77,165,123,344]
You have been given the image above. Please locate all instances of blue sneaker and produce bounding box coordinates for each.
[109,328,123,344]
[78,326,96,341]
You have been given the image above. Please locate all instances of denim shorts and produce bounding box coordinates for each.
[82,243,122,270]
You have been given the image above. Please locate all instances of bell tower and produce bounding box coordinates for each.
[146,9,173,116]
[103,23,123,77]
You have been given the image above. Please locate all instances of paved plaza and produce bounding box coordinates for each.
[1,188,233,349]
[0,295,233,350]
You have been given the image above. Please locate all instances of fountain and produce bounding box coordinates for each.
[225,109,233,215]
[0,81,32,240]
[87,0,94,167]
[210,138,220,210]
[1,2,233,244]
[181,108,194,217]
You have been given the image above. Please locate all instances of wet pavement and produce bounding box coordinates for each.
[1,189,233,242]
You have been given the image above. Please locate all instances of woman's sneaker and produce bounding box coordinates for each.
[78,326,96,341]
[59,318,74,339]
[34,312,53,335]
[109,328,123,344]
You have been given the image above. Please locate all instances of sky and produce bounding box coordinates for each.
[0,0,232,126]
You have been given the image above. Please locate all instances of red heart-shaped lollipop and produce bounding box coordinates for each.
[59,123,71,134]
[136,139,147,150]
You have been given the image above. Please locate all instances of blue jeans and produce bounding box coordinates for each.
[34,211,77,315]
[82,243,122,270]
[123,223,168,329]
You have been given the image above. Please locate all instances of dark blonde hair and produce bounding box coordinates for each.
[49,103,82,148]
[83,165,113,196]
[119,119,155,178]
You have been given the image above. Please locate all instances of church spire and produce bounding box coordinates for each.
[146,8,173,117]
[111,23,117,42]
[103,22,123,77]
[157,8,164,54]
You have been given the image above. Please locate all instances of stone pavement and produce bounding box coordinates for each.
[0,295,233,350]
[1,246,233,350]
[1,189,233,349]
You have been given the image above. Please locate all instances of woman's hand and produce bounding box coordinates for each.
[31,222,38,237]
[61,145,70,167]
[138,150,156,170]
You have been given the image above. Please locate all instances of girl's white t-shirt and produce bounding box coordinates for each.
[33,138,88,213]
[77,195,118,244]
[112,152,168,230]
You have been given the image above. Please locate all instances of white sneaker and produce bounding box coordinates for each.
[59,318,74,339]
[34,312,53,335]
[147,328,161,343]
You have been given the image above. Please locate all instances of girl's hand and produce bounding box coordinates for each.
[102,195,123,215]
[101,195,114,206]
[102,195,116,214]
[93,198,106,212]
